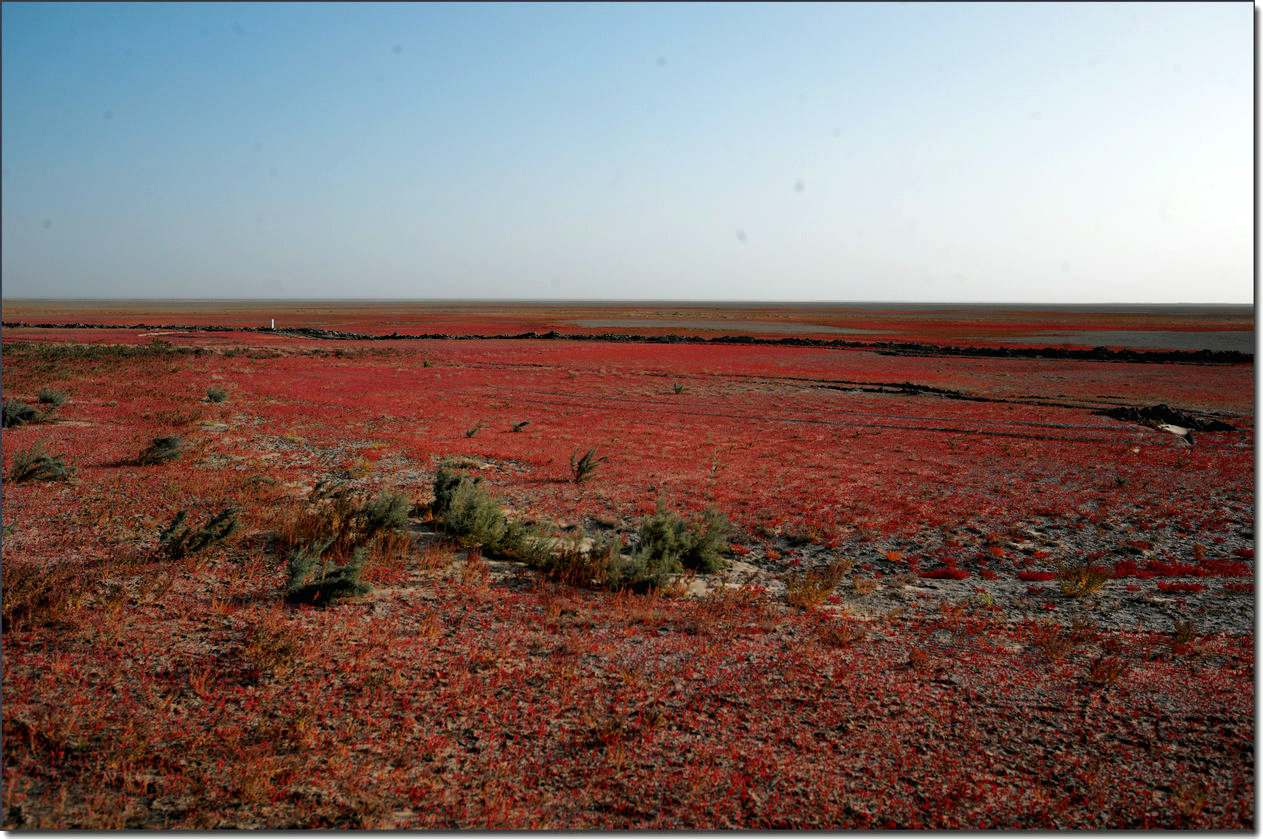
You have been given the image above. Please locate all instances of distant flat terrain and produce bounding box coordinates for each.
[3,300,1253,352]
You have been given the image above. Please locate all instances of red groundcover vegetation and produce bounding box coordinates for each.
[0,308,1253,828]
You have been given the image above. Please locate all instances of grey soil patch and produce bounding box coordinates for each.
[568,318,885,335]
[997,329,1254,354]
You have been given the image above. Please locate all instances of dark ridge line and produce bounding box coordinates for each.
[1,321,1252,365]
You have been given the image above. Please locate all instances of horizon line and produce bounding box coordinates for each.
[2,298,1254,308]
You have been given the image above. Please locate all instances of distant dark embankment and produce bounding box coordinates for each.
[1,321,1252,364]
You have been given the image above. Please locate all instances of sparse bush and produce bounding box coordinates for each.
[2,560,81,630]
[543,535,630,589]
[465,422,489,438]
[8,443,72,483]
[361,490,410,535]
[907,647,937,672]
[431,467,538,560]
[671,381,686,394]
[511,421,530,432]
[4,339,197,361]
[784,557,853,609]
[159,507,240,561]
[816,617,867,648]
[274,480,414,605]
[1027,617,1098,661]
[242,609,299,677]
[138,435,183,465]
[36,388,68,407]
[1085,654,1128,688]
[1171,619,1197,646]
[2,400,45,428]
[432,468,693,591]
[285,538,371,606]
[570,448,608,483]
[277,480,412,554]
[417,540,457,571]
[206,385,229,403]
[632,503,730,576]
[433,468,509,545]
[1030,621,1076,661]
[459,548,491,589]
[1057,558,1111,598]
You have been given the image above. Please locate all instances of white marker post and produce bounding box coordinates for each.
[270,318,275,330]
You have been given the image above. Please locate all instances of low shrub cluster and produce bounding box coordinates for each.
[1,559,81,630]
[36,388,69,407]
[7,443,72,484]
[1057,558,1112,598]
[432,467,538,559]
[159,508,241,561]
[138,436,183,465]
[2,400,46,429]
[278,480,414,606]
[430,467,730,591]
[285,538,371,606]
[629,503,730,577]
[3,339,203,361]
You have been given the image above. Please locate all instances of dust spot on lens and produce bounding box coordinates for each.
[393,44,403,55]
[41,219,52,230]
[103,109,113,120]
[735,229,747,243]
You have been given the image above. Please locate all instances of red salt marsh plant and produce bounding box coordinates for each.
[0,323,1254,830]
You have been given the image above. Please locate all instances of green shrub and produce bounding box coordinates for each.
[569,448,608,483]
[432,467,540,561]
[205,385,229,403]
[36,388,69,407]
[361,490,410,535]
[276,481,414,605]
[8,443,72,483]
[159,507,240,560]
[434,468,509,545]
[281,480,411,551]
[632,504,730,575]
[285,538,371,606]
[2,400,45,428]
[672,381,686,394]
[138,435,183,465]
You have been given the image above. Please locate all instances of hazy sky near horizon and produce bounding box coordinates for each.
[1,2,1252,303]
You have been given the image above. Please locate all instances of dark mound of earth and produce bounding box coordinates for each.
[1098,403,1236,432]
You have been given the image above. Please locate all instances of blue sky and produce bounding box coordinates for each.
[1,2,1252,302]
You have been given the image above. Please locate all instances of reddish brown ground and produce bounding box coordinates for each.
[1,304,1253,828]
[3,299,1253,347]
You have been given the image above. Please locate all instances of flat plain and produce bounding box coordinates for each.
[1,301,1254,828]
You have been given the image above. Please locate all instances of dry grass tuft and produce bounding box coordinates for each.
[1056,559,1111,598]
[815,617,867,648]
[784,557,853,609]
[2,560,83,630]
